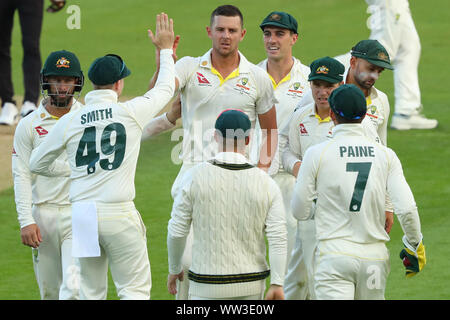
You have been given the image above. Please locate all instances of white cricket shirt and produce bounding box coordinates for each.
[29,49,175,203]
[175,49,277,164]
[295,65,390,146]
[256,57,310,174]
[292,124,420,244]
[12,101,83,228]
[280,102,334,175]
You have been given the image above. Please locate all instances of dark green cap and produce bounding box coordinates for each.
[351,39,393,70]
[328,84,367,120]
[215,109,251,139]
[41,50,83,78]
[88,54,131,85]
[260,11,298,34]
[309,56,345,83]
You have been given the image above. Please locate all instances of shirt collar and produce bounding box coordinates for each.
[37,100,83,121]
[332,123,366,137]
[305,103,332,123]
[262,58,298,89]
[199,49,251,74]
[85,89,118,105]
[214,151,249,164]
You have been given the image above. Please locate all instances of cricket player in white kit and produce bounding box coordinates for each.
[300,40,392,147]
[29,13,176,299]
[256,11,310,272]
[167,109,287,300]
[12,50,83,300]
[167,5,278,299]
[292,84,426,299]
[365,0,437,130]
[281,57,345,300]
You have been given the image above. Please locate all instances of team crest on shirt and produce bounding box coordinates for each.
[287,82,304,97]
[299,123,308,135]
[234,77,250,94]
[369,105,377,115]
[56,57,70,68]
[35,126,49,137]
[196,72,211,86]
[316,66,329,74]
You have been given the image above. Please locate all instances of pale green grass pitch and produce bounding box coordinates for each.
[1,0,449,299]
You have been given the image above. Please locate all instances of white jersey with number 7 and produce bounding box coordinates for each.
[292,123,418,244]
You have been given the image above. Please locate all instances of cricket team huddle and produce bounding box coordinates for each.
[12,4,426,300]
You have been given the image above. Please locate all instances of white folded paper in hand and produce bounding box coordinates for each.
[72,202,101,257]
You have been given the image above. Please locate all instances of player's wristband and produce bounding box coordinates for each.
[399,235,426,278]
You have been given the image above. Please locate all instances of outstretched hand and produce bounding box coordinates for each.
[148,13,175,51]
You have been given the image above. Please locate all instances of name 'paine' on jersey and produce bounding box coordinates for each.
[293,124,417,244]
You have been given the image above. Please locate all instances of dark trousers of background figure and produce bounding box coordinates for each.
[0,0,43,107]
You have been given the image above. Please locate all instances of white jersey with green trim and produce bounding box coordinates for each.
[292,124,418,244]
[295,63,390,146]
[175,49,277,164]
[12,100,83,228]
[29,49,175,203]
[256,57,310,174]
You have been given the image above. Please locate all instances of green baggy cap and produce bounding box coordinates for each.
[260,11,298,34]
[351,39,393,70]
[215,109,251,139]
[41,50,83,78]
[328,84,367,120]
[88,54,131,85]
[309,56,345,83]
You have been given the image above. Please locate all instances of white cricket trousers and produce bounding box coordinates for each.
[272,171,297,270]
[283,219,316,300]
[77,201,151,300]
[31,203,79,300]
[314,239,390,300]
[368,2,422,115]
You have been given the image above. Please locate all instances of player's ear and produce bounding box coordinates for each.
[206,26,212,39]
[240,28,247,40]
[350,56,357,69]
[291,33,298,45]
[245,136,250,146]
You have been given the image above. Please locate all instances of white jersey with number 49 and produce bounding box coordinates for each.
[29,49,175,203]
[292,124,417,244]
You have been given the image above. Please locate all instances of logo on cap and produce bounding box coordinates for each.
[269,13,281,21]
[316,66,329,74]
[56,57,70,68]
[377,52,388,62]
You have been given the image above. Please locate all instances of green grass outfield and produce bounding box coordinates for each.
[1,0,449,299]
